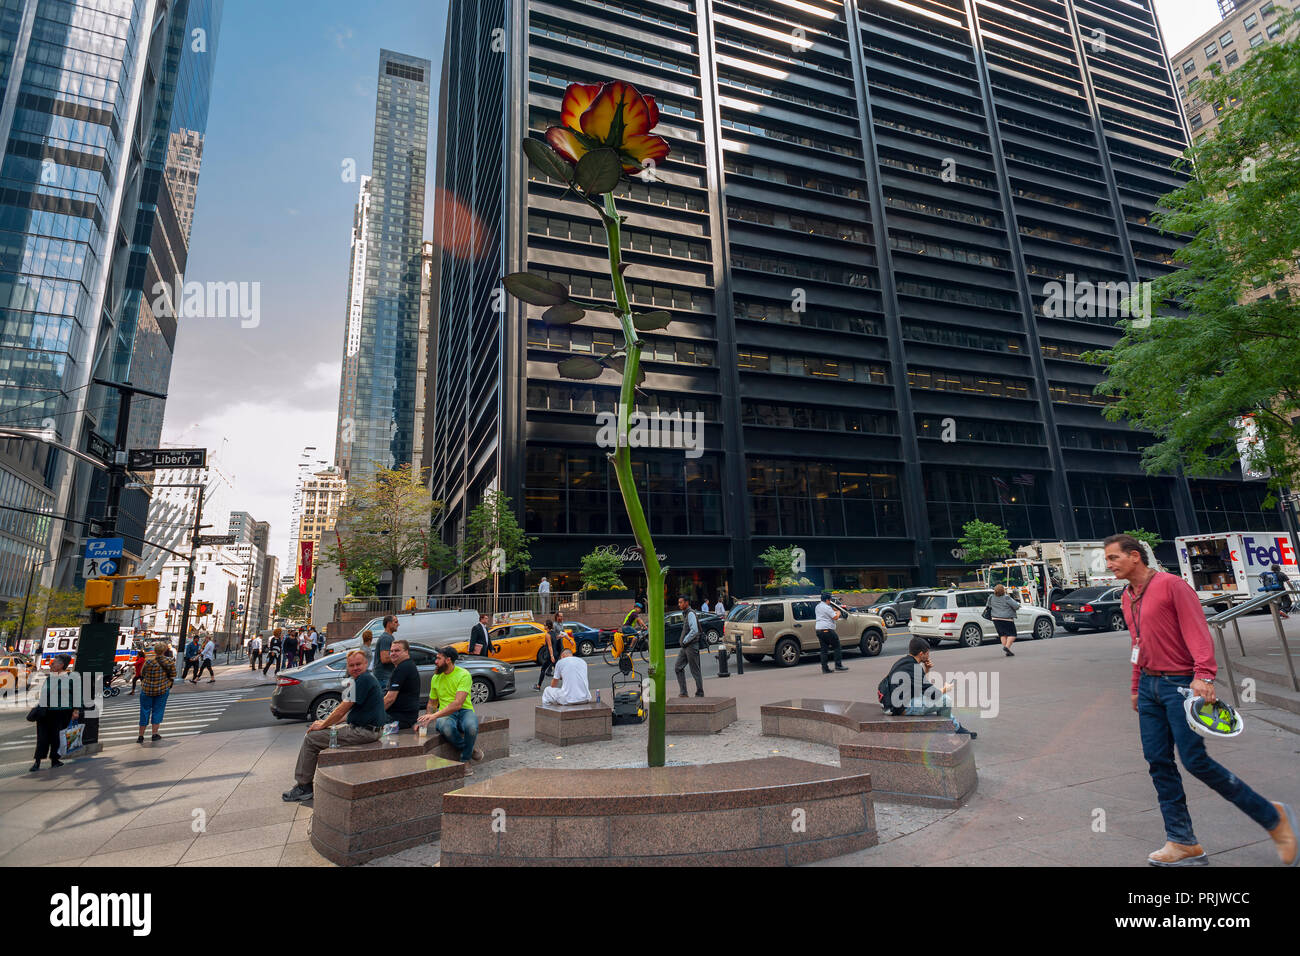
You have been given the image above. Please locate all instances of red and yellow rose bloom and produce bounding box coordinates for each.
[545,80,670,174]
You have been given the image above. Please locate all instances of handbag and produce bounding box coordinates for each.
[58,720,85,757]
[981,606,993,621]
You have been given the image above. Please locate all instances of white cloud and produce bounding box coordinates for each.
[161,400,336,573]
[306,360,342,391]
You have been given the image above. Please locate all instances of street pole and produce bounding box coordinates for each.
[176,490,205,660]
[14,561,38,652]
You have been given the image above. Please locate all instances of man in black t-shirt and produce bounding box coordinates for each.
[383,640,421,728]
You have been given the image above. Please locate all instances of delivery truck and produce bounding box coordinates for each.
[1175,532,1298,609]
[981,539,1161,608]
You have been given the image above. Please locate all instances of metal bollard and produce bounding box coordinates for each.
[716,645,730,678]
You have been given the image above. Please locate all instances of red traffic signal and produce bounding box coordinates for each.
[196,601,212,616]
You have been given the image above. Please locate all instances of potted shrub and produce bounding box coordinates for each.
[579,546,631,600]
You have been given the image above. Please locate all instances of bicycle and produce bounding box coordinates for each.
[602,627,649,667]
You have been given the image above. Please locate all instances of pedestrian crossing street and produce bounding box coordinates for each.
[0,687,254,752]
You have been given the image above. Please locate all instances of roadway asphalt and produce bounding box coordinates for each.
[0,623,1109,762]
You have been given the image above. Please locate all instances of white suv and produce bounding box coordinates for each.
[907,588,1055,648]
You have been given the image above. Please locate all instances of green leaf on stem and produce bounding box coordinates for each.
[557,356,604,380]
[522,138,573,183]
[632,311,672,331]
[542,302,585,325]
[575,148,622,195]
[601,353,646,386]
[502,272,569,306]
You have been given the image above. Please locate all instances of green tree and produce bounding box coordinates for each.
[463,490,535,584]
[344,562,380,597]
[0,586,86,643]
[579,546,627,591]
[1124,528,1164,551]
[1087,13,1300,497]
[756,545,814,589]
[957,520,1013,564]
[276,588,308,621]
[323,464,453,593]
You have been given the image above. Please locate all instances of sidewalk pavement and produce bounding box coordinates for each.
[1,621,1295,867]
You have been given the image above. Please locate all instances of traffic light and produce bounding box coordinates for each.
[123,578,159,607]
[84,579,113,609]
[196,601,212,616]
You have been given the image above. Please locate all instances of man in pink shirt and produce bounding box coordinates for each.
[1106,533,1296,867]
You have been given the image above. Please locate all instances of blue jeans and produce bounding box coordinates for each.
[1137,673,1278,844]
[435,708,479,762]
[903,693,969,733]
[139,691,168,727]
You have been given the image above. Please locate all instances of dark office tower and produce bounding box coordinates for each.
[0,0,223,600]
[431,0,1275,596]
[334,50,431,484]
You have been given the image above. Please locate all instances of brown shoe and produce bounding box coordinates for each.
[1268,802,1298,866]
[1147,841,1208,866]
[471,747,485,762]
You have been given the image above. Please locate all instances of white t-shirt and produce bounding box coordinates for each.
[713,601,726,615]
[814,601,838,631]
[551,655,591,704]
[202,640,215,660]
[538,580,551,594]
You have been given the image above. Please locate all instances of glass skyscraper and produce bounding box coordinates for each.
[335,49,431,485]
[0,0,222,601]
[431,0,1281,595]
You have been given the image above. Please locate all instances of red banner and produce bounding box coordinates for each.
[297,540,314,594]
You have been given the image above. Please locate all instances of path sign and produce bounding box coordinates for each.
[128,447,206,470]
[83,538,123,579]
[195,534,236,546]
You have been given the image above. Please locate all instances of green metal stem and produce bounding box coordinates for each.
[601,189,666,767]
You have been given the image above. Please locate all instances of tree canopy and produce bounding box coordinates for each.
[957,520,1013,564]
[1087,14,1300,497]
[463,490,534,585]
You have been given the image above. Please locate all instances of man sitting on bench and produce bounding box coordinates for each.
[879,637,977,738]
[542,647,591,707]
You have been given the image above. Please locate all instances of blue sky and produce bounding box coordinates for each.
[161,0,1220,569]
[162,0,449,566]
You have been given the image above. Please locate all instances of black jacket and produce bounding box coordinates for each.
[879,654,935,714]
[468,623,493,655]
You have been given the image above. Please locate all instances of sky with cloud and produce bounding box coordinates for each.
[164,0,1222,576]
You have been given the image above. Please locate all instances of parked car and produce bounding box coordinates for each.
[557,620,603,657]
[860,588,934,627]
[447,621,575,667]
[907,588,1055,648]
[0,652,34,692]
[270,641,515,721]
[1051,586,1126,632]
[338,609,481,649]
[597,609,725,651]
[721,597,886,666]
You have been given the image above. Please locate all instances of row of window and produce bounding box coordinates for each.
[890,231,1009,270]
[731,251,876,288]
[879,152,995,190]
[717,71,856,118]
[525,383,719,420]
[528,323,716,367]
[742,402,896,435]
[529,20,697,75]
[727,203,868,244]
[875,113,987,154]
[885,192,1001,230]
[714,26,852,78]
[908,368,1032,399]
[902,321,1020,354]
[528,212,710,262]
[1049,383,1116,407]
[1059,428,1142,453]
[734,298,883,337]
[536,270,713,313]
[737,349,889,383]
[720,115,862,158]
[528,67,701,120]
[896,279,1018,312]
[917,417,1043,446]
[723,155,864,200]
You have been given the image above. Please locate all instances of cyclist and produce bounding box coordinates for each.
[612,602,645,657]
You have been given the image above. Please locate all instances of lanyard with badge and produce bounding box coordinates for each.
[1128,571,1158,666]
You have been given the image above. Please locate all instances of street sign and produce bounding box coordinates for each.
[83,538,123,579]
[127,447,206,470]
[85,431,115,466]
[195,534,236,546]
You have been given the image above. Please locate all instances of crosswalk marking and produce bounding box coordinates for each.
[0,688,254,752]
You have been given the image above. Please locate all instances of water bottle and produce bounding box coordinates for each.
[329,727,338,749]
[595,689,601,704]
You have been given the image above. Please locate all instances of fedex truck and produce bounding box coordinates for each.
[1175,532,1298,608]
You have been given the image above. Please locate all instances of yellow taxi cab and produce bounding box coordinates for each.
[448,621,575,666]
[0,653,34,692]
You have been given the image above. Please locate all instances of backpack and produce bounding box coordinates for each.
[1260,571,1281,591]
[877,656,917,713]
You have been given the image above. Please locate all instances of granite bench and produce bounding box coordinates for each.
[761,699,954,746]
[317,716,509,768]
[838,731,976,809]
[535,701,612,746]
[310,754,466,865]
[440,756,877,866]
[665,695,737,734]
